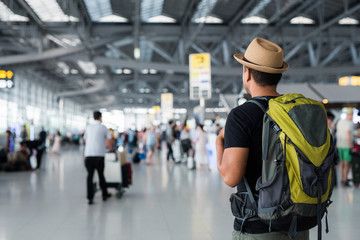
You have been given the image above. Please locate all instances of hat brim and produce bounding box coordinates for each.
[233,53,289,74]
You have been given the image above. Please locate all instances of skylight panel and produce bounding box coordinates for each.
[147,15,176,23]
[241,16,268,24]
[191,0,218,23]
[290,16,314,24]
[194,16,223,24]
[25,0,78,22]
[98,14,128,22]
[83,0,112,21]
[338,17,359,25]
[77,61,97,75]
[61,37,82,47]
[142,0,164,21]
[0,1,29,22]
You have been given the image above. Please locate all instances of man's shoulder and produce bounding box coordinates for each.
[230,101,262,118]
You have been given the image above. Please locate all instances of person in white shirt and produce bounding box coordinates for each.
[84,111,112,204]
[336,108,354,187]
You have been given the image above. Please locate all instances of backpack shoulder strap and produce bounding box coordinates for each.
[247,96,274,113]
[247,99,266,113]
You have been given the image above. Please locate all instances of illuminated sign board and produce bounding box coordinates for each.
[0,70,14,89]
[189,53,212,100]
[161,93,173,121]
[338,76,360,86]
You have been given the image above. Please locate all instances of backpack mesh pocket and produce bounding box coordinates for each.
[256,163,286,209]
[230,192,257,220]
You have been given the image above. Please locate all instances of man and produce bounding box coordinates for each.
[36,127,47,169]
[216,38,309,240]
[84,111,112,205]
[336,107,354,187]
[20,125,28,141]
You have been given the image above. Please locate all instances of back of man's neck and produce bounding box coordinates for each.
[249,84,279,98]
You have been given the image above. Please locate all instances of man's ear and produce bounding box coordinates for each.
[243,67,251,82]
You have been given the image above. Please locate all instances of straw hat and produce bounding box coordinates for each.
[344,107,353,115]
[233,37,289,74]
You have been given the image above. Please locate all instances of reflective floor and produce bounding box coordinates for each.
[0,146,359,240]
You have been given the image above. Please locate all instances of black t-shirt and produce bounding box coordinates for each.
[224,97,273,234]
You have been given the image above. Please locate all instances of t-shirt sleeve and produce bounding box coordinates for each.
[224,107,252,149]
[83,128,87,140]
[104,127,112,139]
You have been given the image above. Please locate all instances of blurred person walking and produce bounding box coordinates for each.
[336,108,354,187]
[166,120,175,162]
[83,111,112,205]
[20,125,28,141]
[51,131,61,154]
[145,125,156,165]
[194,124,208,170]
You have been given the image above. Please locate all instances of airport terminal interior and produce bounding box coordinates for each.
[1,0,360,239]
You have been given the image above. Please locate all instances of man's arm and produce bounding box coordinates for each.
[216,127,249,188]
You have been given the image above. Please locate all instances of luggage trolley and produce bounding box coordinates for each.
[94,151,131,198]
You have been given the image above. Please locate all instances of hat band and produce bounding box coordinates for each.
[243,56,284,70]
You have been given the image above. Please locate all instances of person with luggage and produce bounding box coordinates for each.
[83,111,112,205]
[216,38,309,240]
[336,107,354,187]
[180,125,194,168]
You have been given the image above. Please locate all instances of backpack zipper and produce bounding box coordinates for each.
[284,97,304,104]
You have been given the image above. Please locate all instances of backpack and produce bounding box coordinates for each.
[230,93,336,240]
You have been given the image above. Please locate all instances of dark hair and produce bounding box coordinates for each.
[327,111,335,120]
[93,111,102,120]
[197,124,204,131]
[247,67,282,86]
[168,120,174,125]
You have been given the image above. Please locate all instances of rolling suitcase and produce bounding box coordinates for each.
[172,139,182,163]
[121,162,132,188]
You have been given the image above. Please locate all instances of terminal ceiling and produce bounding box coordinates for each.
[0,0,360,110]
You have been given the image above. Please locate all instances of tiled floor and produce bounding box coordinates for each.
[0,146,359,240]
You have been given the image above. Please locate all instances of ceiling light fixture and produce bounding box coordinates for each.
[194,16,223,24]
[290,16,314,24]
[338,17,359,25]
[147,15,176,23]
[134,47,140,60]
[241,16,268,24]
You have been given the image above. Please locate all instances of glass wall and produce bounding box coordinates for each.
[0,70,87,137]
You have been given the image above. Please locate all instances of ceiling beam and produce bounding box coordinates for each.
[249,0,302,41]
[15,0,43,27]
[55,81,106,98]
[319,43,347,67]
[287,2,360,50]
[92,56,360,76]
[0,34,128,65]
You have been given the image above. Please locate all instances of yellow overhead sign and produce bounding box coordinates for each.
[190,53,210,70]
[0,70,14,89]
[189,53,212,100]
[0,70,13,79]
